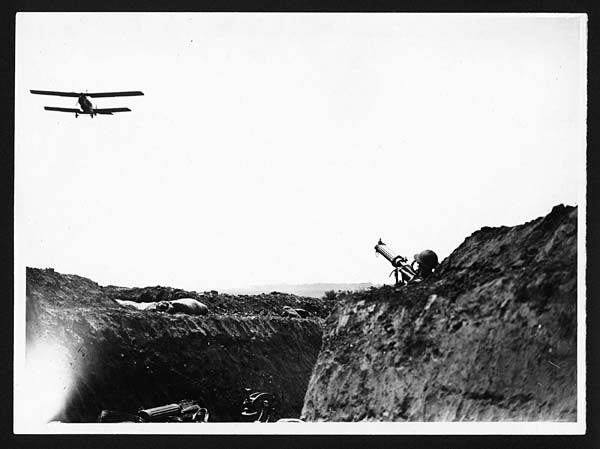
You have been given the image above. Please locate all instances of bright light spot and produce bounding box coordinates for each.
[19,340,75,425]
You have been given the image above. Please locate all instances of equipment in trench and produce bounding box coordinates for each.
[138,401,210,422]
[375,239,440,285]
[240,388,276,422]
[98,399,209,423]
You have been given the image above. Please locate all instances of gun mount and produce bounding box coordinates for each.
[374,239,417,286]
[240,388,276,422]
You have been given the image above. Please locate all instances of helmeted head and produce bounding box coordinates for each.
[413,250,439,272]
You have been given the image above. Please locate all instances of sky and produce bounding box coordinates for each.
[15,13,587,290]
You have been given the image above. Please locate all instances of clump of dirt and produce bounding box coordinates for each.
[102,284,202,303]
[25,268,333,422]
[302,204,578,421]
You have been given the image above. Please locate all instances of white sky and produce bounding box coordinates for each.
[14,13,586,290]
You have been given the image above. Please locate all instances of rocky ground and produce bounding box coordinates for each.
[26,268,333,422]
[302,204,578,421]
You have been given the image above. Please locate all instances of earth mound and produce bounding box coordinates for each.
[25,269,334,422]
[302,204,578,421]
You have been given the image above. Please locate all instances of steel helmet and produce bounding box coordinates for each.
[413,250,439,270]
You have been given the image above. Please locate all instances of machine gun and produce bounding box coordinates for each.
[98,399,209,423]
[374,239,418,286]
[137,401,209,423]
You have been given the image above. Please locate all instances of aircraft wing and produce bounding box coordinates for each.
[32,90,80,97]
[86,91,144,98]
[93,107,131,114]
[44,107,81,113]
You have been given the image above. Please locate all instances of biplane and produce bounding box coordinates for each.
[30,90,144,118]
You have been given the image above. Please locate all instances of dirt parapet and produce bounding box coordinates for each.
[302,205,578,421]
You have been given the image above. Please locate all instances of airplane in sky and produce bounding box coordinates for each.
[30,90,144,118]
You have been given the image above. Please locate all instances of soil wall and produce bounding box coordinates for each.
[302,205,578,421]
[26,268,328,422]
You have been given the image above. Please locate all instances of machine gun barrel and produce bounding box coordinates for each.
[138,403,182,422]
[374,241,408,268]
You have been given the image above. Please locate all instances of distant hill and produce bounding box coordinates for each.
[221,282,375,299]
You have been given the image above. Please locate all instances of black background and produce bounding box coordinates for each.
[2,1,597,448]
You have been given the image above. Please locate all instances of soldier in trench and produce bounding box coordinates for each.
[412,250,439,279]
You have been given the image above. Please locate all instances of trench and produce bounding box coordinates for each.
[25,268,329,423]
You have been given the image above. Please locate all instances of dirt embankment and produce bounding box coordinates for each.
[100,284,331,318]
[26,269,332,422]
[302,205,578,421]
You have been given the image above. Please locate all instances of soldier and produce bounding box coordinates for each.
[375,239,439,285]
[412,250,439,278]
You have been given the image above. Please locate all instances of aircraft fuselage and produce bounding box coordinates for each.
[78,95,94,114]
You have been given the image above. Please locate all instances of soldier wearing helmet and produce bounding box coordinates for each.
[412,249,439,278]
